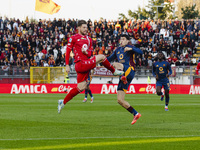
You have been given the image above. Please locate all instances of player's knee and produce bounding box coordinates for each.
[77,83,87,91]
[165,93,169,98]
[79,87,85,92]
[83,84,87,90]
[100,54,106,60]
[165,90,169,97]
[157,92,162,96]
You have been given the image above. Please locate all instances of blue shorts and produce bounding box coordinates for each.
[117,66,135,92]
[156,79,170,90]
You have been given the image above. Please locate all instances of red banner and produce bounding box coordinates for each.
[93,66,113,76]
[0,84,200,94]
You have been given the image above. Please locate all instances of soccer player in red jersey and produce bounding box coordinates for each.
[196,61,200,75]
[58,20,124,113]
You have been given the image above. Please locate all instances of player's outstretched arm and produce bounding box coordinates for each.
[124,47,133,52]
[65,37,73,74]
[196,63,200,75]
[167,63,172,76]
[152,64,157,79]
[126,45,143,54]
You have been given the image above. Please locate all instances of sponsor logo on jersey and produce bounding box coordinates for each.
[159,67,163,71]
[119,54,124,59]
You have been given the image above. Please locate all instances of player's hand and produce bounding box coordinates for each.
[66,65,70,74]
[156,76,159,80]
[124,47,132,52]
[166,74,169,77]
[82,47,88,55]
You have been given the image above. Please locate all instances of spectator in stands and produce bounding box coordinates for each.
[163,29,169,41]
[0,17,199,72]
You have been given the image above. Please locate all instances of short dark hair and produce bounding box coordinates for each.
[121,34,130,40]
[77,20,87,27]
[157,51,166,60]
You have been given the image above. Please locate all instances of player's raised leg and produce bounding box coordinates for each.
[113,62,127,84]
[95,55,124,76]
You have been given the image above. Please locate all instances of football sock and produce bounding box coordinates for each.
[127,106,138,116]
[85,89,88,98]
[88,90,93,98]
[102,58,115,73]
[63,87,81,104]
[165,97,169,106]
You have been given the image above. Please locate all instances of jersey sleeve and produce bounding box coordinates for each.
[196,63,200,75]
[86,37,93,57]
[152,63,157,77]
[167,62,172,75]
[127,45,143,54]
[65,36,74,65]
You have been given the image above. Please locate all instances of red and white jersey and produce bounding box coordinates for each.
[196,62,200,75]
[65,33,92,65]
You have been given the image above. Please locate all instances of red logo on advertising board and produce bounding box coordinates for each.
[51,85,73,93]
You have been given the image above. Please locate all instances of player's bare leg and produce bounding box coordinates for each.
[117,91,141,125]
[117,91,130,108]
[95,55,124,76]
[113,62,127,84]
[58,81,87,114]
[113,62,123,70]
[77,81,87,91]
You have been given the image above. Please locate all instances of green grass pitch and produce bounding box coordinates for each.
[0,94,200,150]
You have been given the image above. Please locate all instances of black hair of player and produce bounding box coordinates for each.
[157,51,166,60]
[78,20,87,27]
[121,34,130,40]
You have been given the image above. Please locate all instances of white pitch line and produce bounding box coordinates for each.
[0,135,200,141]
[0,103,200,107]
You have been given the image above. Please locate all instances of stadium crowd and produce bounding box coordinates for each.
[0,17,200,71]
